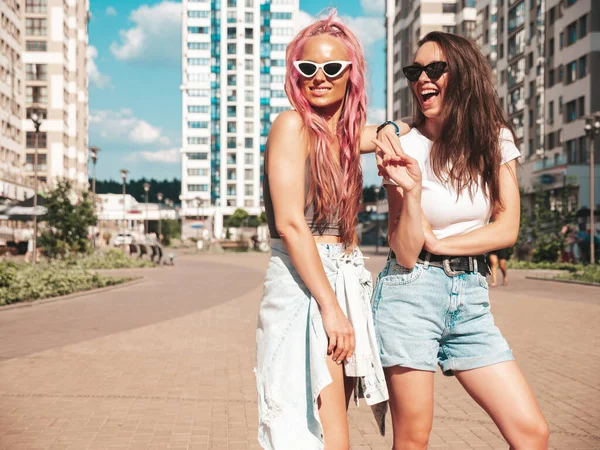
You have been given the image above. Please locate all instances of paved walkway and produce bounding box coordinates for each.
[0,252,598,449]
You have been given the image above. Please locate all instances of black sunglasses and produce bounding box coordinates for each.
[402,61,448,82]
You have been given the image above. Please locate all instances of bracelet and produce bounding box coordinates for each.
[376,120,400,136]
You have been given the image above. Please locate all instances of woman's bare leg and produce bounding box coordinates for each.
[386,367,435,450]
[489,254,499,287]
[456,361,549,449]
[318,357,350,450]
[499,258,509,285]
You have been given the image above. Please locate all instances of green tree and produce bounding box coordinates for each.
[225,208,249,228]
[160,219,181,246]
[38,181,97,258]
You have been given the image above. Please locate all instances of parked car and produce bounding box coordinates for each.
[113,232,133,246]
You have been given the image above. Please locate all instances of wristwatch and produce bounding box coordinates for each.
[376,120,400,137]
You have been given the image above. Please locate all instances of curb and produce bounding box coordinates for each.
[525,276,600,288]
[0,277,146,312]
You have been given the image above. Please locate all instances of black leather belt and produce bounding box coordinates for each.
[389,249,489,277]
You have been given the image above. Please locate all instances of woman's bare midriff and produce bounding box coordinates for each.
[313,235,342,244]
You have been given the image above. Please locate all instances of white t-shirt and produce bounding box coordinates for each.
[383,127,520,239]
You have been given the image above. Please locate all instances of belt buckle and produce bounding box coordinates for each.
[442,258,466,277]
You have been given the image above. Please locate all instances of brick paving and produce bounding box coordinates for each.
[0,251,598,449]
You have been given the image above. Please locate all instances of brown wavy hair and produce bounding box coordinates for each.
[411,32,516,211]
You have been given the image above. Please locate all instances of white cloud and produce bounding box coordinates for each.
[360,0,386,16]
[125,148,180,163]
[291,11,385,50]
[110,1,181,67]
[293,10,314,33]
[129,121,170,146]
[106,6,117,16]
[87,46,111,88]
[367,107,386,126]
[342,16,386,49]
[90,109,171,146]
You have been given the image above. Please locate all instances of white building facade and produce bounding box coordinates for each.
[22,0,90,192]
[180,0,298,239]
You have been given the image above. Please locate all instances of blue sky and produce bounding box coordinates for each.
[89,0,386,184]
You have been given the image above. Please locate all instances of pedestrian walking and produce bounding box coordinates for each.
[255,11,393,450]
[371,32,549,449]
[489,247,510,286]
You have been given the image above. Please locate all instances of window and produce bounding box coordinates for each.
[188,89,210,97]
[442,3,456,13]
[26,86,47,104]
[546,132,555,150]
[188,105,209,113]
[529,22,534,39]
[271,12,292,20]
[559,96,563,114]
[188,168,209,176]
[26,64,47,81]
[26,132,47,148]
[508,2,525,33]
[227,105,237,117]
[227,27,236,39]
[578,55,587,79]
[245,122,254,133]
[245,12,254,23]
[188,137,209,144]
[566,60,577,84]
[245,0,254,6]
[548,101,554,124]
[227,11,236,23]
[188,153,209,160]
[566,21,577,46]
[548,69,554,87]
[227,43,237,54]
[565,100,577,122]
[245,106,254,117]
[188,184,209,192]
[577,96,585,118]
[227,153,237,165]
[245,44,254,55]
[527,52,534,71]
[227,122,236,133]
[549,6,556,25]
[188,121,209,129]
[548,38,554,57]
[188,58,209,66]
[227,137,237,149]
[559,32,564,49]
[187,73,210,82]
[188,42,210,50]
[188,26,208,34]
[245,59,254,70]
[26,18,47,36]
[26,40,46,51]
[245,168,254,180]
[442,25,456,34]
[245,138,254,148]
[245,90,254,101]
[188,11,210,18]
[272,28,294,36]
[566,0,577,5]
[579,15,587,39]
[529,109,534,126]
[529,81,535,98]
[245,74,254,85]
[508,29,525,60]
[26,0,46,13]
[227,75,237,86]
[245,185,254,196]
[227,0,237,5]
[245,153,254,164]
[558,65,563,82]
[245,28,253,39]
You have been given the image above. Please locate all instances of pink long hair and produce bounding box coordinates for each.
[284,10,367,245]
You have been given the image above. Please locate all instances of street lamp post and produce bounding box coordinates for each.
[157,192,163,242]
[374,186,381,255]
[120,169,129,251]
[143,182,150,234]
[584,112,600,264]
[30,112,42,266]
[89,146,101,249]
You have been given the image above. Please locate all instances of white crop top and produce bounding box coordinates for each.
[382,127,520,239]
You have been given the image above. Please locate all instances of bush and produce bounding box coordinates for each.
[556,265,600,284]
[507,260,582,271]
[75,249,155,270]
[0,261,129,305]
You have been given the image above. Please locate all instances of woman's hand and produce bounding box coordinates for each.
[372,133,422,193]
[321,303,355,364]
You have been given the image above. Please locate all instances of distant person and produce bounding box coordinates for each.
[489,247,510,286]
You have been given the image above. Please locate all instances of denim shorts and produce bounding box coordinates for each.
[372,258,514,375]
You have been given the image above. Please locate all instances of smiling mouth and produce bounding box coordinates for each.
[421,88,439,102]
[310,87,331,92]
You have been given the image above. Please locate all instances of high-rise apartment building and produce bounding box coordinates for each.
[386,0,478,119]
[494,0,599,210]
[1,0,32,202]
[475,0,499,74]
[22,0,90,192]
[180,0,298,239]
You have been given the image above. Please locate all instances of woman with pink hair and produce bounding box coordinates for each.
[255,11,393,450]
